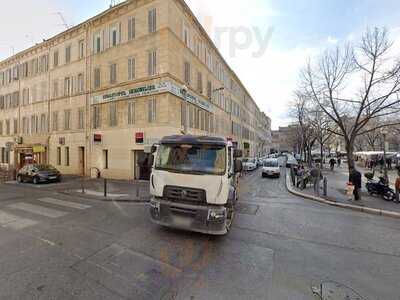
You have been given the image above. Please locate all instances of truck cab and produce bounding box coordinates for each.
[149,135,242,235]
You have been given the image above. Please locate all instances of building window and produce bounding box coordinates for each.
[13,119,18,135]
[110,63,117,84]
[64,110,71,130]
[93,106,101,129]
[65,45,71,64]
[183,24,190,47]
[194,109,199,129]
[22,88,30,106]
[30,116,36,134]
[52,111,58,131]
[53,50,59,67]
[94,68,101,89]
[103,150,109,169]
[128,17,135,40]
[78,108,84,129]
[64,77,71,96]
[110,24,120,47]
[189,105,194,128]
[197,72,203,94]
[128,101,135,125]
[207,81,212,99]
[148,8,157,33]
[128,58,135,80]
[78,73,84,92]
[57,147,61,165]
[53,80,59,98]
[78,40,85,59]
[108,102,117,127]
[184,62,191,85]
[65,147,70,166]
[22,117,29,134]
[5,120,10,135]
[94,33,102,53]
[148,50,157,76]
[40,114,46,133]
[148,98,156,123]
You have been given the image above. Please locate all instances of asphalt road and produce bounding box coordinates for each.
[0,170,399,299]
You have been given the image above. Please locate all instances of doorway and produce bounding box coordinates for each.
[132,150,151,181]
[78,147,85,175]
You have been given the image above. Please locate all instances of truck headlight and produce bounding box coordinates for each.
[207,208,226,222]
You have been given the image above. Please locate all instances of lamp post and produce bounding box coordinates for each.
[181,85,188,134]
[382,129,388,182]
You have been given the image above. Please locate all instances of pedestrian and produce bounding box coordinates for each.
[296,164,305,188]
[395,168,400,203]
[387,157,392,170]
[311,164,322,195]
[349,168,362,201]
[329,158,336,171]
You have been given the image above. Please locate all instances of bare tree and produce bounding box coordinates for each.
[300,27,400,175]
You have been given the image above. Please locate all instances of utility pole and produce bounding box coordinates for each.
[182,85,188,135]
[382,129,388,182]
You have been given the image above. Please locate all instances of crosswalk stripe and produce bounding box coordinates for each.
[0,210,38,229]
[8,203,68,218]
[37,197,91,210]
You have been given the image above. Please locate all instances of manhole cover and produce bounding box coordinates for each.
[312,281,366,300]
[236,203,259,215]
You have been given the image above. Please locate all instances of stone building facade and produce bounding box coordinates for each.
[0,0,271,180]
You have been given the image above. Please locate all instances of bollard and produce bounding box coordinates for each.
[81,175,85,194]
[104,178,107,198]
[136,183,140,199]
[323,177,327,197]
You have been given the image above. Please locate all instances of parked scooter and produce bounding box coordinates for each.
[365,173,396,201]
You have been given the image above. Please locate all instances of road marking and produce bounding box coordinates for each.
[0,210,38,229]
[8,203,68,218]
[37,197,91,210]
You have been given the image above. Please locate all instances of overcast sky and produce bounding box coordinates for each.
[1,0,400,129]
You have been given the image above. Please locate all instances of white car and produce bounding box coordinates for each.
[261,159,281,178]
[242,158,257,171]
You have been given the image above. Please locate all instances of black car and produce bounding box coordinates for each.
[17,164,61,184]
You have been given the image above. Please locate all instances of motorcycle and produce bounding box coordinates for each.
[365,174,396,201]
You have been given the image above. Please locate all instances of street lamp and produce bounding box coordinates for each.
[382,129,389,182]
[181,85,188,135]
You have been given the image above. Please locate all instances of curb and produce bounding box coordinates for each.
[285,171,400,220]
[58,190,150,204]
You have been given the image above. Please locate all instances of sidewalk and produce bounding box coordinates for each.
[56,177,151,202]
[299,165,400,214]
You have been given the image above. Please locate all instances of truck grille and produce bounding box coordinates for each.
[163,186,206,205]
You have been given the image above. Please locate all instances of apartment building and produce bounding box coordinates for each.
[0,0,271,180]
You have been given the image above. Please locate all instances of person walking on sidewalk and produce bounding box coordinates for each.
[349,168,362,201]
[329,158,336,171]
[395,168,400,203]
[337,157,342,168]
[311,164,323,194]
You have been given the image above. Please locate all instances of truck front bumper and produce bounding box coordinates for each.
[149,198,228,235]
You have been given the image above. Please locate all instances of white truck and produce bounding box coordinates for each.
[149,135,243,235]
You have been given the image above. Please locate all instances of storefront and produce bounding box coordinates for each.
[14,144,47,170]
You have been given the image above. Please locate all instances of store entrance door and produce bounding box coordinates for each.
[133,150,151,181]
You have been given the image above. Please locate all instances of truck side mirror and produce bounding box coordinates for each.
[233,149,243,158]
[234,159,243,173]
[147,154,154,168]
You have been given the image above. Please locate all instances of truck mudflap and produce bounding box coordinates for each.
[149,198,228,235]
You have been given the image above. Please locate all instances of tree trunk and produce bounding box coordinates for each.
[346,140,355,175]
[320,142,324,165]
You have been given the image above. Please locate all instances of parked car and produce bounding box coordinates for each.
[242,158,257,171]
[17,164,61,184]
[261,159,281,178]
[285,154,299,168]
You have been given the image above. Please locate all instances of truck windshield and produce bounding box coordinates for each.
[155,144,226,175]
